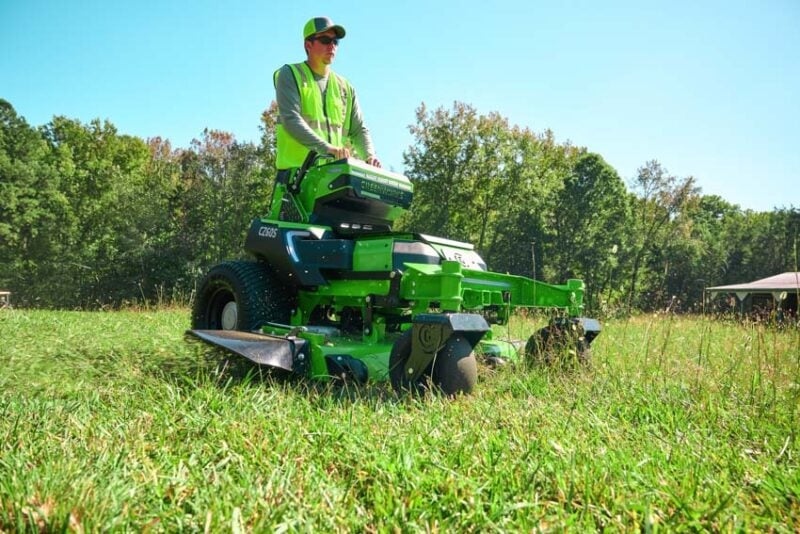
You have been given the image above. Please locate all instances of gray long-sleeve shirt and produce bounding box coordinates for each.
[275,63,375,159]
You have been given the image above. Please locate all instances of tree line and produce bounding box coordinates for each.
[1,98,797,311]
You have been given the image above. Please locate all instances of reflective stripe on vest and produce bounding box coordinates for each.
[274,62,353,169]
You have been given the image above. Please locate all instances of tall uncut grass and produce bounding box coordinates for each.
[1,309,798,531]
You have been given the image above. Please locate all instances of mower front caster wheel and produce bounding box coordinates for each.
[389,329,478,396]
[525,326,591,367]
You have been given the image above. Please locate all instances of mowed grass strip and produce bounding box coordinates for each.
[1,309,798,531]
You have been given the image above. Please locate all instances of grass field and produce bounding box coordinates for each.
[1,308,798,531]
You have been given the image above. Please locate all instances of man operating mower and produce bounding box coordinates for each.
[274,16,381,172]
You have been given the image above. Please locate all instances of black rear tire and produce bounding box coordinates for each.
[389,329,478,396]
[192,260,292,331]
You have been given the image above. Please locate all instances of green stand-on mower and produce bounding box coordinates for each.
[188,153,600,395]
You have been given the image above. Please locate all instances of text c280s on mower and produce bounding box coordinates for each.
[188,153,601,395]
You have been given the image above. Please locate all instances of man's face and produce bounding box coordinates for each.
[306,29,339,65]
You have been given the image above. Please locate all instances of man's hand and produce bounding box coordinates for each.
[328,146,351,160]
[366,156,382,168]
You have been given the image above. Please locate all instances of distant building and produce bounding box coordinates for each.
[706,272,799,318]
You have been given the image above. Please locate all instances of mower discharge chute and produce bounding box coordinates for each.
[188,153,600,395]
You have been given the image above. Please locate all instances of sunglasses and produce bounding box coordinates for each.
[309,35,339,46]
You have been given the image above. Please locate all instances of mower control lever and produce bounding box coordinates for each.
[290,151,320,193]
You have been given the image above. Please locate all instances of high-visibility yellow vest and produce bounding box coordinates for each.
[274,62,354,169]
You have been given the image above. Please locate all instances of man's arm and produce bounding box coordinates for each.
[275,65,335,156]
[348,87,381,167]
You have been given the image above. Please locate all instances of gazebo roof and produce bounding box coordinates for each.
[707,272,800,293]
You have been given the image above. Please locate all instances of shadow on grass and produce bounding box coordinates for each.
[165,337,405,407]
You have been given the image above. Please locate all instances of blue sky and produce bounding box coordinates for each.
[2,0,798,212]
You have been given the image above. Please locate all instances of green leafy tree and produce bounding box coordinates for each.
[625,160,698,310]
[0,100,76,304]
[549,152,632,309]
[401,102,483,241]
[486,128,576,278]
[401,102,577,282]
[40,116,159,304]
